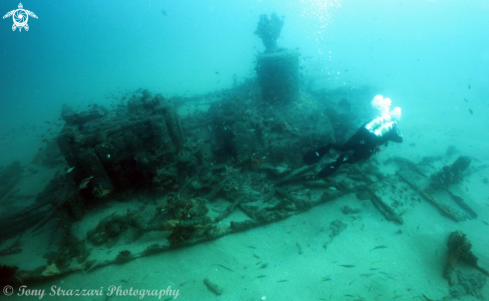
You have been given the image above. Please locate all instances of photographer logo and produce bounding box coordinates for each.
[3,3,38,32]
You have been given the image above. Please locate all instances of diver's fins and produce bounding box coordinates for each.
[318,154,347,178]
[303,145,331,165]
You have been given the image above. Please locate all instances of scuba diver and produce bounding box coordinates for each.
[303,95,403,178]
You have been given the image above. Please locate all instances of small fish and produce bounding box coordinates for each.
[360,273,375,277]
[140,273,149,282]
[246,246,257,249]
[468,84,471,89]
[66,167,75,173]
[276,279,288,283]
[161,10,167,16]
[255,275,266,279]
[370,245,387,252]
[212,264,234,272]
[320,277,331,282]
[79,176,94,190]
[339,264,356,268]
[215,71,220,75]
[468,108,473,114]
[422,294,435,301]
[481,221,489,226]
[463,98,468,102]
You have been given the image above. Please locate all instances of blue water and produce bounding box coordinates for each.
[0,0,488,162]
[0,0,489,300]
